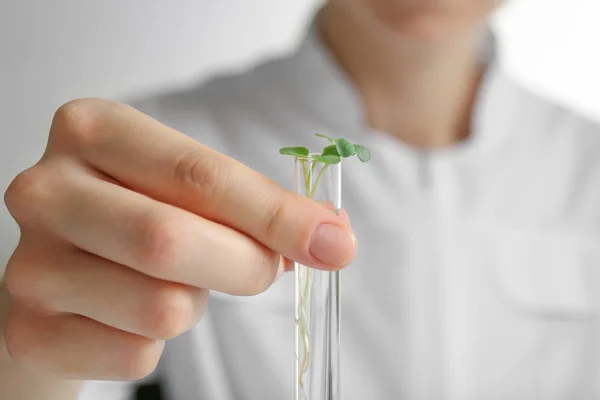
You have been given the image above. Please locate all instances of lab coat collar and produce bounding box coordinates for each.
[286,13,508,158]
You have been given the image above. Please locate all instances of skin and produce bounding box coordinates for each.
[323,0,500,147]
[1,0,499,398]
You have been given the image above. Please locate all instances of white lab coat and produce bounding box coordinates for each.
[77,20,600,400]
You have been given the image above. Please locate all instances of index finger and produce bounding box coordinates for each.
[52,99,356,269]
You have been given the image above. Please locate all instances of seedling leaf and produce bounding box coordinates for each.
[322,144,339,156]
[312,155,341,164]
[354,144,371,162]
[335,138,355,158]
[279,146,310,157]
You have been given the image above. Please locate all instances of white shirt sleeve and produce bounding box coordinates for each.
[76,360,163,400]
[77,380,136,400]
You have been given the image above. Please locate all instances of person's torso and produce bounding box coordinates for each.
[80,25,600,400]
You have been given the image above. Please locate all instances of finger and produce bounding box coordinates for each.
[281,206,350,273]
[16,168,285,294]
[4,307,164,381]
[7,241,208,340]
[322,203,350,223]
[51,99,355,269]
[340,208,350,224]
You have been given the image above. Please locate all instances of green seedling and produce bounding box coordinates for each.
[280,134,370,396]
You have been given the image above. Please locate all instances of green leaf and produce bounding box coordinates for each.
[312,155,341,164]
[354,144,371,162]
[322,144,339,156]
[335,138,355,158]
[279,146,309,157]
[315,133,335,143]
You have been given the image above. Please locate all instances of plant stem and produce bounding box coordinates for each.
[297,160,325,399]
[310,164,329,199]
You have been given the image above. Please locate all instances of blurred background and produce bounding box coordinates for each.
[1,0,600,270]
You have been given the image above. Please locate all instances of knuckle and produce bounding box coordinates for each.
[264,198,289,241]
[4,251,38,304]
[174,150,225,204]
[132,214,181,273]
[4,314,35,363]
[50,99,105,147]
[140,285,194,340]
[4,168,46,223]
[118,339,163,381]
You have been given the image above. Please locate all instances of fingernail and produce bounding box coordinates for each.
[309,224,356,267]
[274,256,285,282]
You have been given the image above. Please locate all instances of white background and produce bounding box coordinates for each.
[1,0,599,267]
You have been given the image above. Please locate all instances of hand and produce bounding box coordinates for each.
[2,99,356,380]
